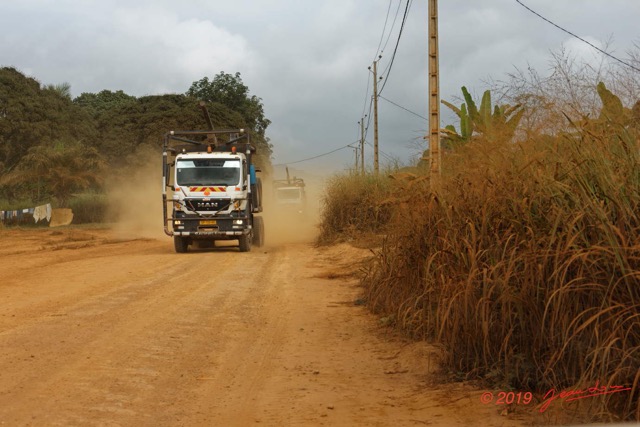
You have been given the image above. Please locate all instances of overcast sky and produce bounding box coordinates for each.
[1,0,639,176]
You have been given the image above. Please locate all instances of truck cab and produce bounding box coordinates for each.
[273,181,306,215]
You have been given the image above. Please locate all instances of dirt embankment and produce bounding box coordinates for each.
[0,226,534,426]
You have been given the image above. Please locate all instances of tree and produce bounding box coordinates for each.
[187,72,273,169]
[441,87,524,148]
[0,140,105,206]
[187,72,270,133]
[74,89,137,114]
[0,67,97,172]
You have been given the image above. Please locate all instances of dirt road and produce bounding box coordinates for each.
[0,227,530,426]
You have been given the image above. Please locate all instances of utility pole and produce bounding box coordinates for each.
[359,116,366,175]
[369,57,381,175]
[428,0,441,185]
[349,144,358,173]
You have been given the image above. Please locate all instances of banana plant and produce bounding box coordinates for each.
[441,87,524,148]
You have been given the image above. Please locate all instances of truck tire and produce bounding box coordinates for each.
[238,234,252,252]
[174,236,189,253]
[252,216,265,247]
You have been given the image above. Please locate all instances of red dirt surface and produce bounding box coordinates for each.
[0,227,533,426]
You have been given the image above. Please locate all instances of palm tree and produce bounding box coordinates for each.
[45,82,72,99]
[1,140,105,206]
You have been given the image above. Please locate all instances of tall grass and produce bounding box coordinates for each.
[317,172,395,244]
[67,192,111,224]
[353,122,640,420]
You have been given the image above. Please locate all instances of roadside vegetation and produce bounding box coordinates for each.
[0,68,272,220]
[318,172,395,244]
[319,49,640,422]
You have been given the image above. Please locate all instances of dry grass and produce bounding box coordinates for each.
[319,117,640,420]
[317,172,395,244]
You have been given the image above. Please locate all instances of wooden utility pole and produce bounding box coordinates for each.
[372,59,380,174]
[428,0,441,184]
[359,116,366,175]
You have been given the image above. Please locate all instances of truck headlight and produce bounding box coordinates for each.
[174,220,183,225]
[233,219,244,225]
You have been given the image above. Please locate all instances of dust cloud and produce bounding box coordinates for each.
[107,154,166,240]
[105,150,327,248]
[261,175,324,247]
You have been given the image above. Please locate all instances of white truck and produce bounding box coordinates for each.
[162,103,264,253]
[272,167,307,217]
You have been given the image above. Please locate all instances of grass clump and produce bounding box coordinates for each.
[317,172,395,244]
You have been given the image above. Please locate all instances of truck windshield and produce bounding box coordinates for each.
[176,159,241,186]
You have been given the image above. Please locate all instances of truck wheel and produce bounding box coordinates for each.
[238,234,252,252]
[252,216,265,247]
[174,236,189,253]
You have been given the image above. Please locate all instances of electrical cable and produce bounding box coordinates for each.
[273,142,358,166]
[515,0,640,73]
[360,71,371,122]
[359,1,403,147]
[379,95,428,121]
[363,6,415,147]
[379,0,413,95]
[373,0,393,61]
[381,0,403,54]
[361,1,396,134]
[365,140,394,162]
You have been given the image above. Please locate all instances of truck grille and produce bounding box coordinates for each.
[185,198,231,212]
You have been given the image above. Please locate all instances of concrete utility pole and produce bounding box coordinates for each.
[428,0,441,184]
[359,116,366,175]
[370,58,381,175]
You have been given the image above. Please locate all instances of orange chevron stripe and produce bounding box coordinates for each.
[188,186,227,192]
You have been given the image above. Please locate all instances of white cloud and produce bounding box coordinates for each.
[1,0,639,172]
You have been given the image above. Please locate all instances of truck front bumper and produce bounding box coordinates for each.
[165,214,251,238]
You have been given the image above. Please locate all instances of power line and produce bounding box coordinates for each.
[373,0,393,61]
[360,71,371,121]
[365,141,394,162]
[360,1,403,148]
[515,0,640,73]
[379,95,428,121]
[379,0,413,95]
[273,142,357,166]
[360,1,392,139]
[381,1,403,54]
[363,97,374,142]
